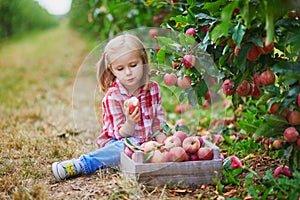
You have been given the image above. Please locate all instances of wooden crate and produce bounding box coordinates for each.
[120,140,223,186]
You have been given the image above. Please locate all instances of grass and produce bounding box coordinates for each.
[0,21,92,199]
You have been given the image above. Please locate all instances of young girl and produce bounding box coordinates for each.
[52,34,166,181]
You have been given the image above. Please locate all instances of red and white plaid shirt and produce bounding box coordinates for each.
[96,79,166,148]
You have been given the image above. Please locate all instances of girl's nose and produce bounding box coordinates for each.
[125,67,132,75]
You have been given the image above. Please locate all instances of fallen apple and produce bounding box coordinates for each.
[273,165,292,179]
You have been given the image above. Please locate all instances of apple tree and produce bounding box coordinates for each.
[146,0,300,172]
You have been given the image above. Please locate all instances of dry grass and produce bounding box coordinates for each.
[0,21,221,200]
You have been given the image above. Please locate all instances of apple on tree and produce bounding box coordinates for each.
[124,96,140,114]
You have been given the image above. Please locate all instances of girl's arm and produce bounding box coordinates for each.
[119,106,140,137]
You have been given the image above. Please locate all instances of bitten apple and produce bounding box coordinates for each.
[124,97,140,114]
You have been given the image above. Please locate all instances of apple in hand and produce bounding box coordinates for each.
[182,136,201,154]
[197,147,214,160]
[124,97,140,114]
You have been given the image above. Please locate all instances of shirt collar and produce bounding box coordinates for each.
[114,79,148,97]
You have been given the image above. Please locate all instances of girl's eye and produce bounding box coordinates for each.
[117,68,123,71]
[130,64,137,67]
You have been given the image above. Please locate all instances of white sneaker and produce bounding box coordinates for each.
[52,159,82,181]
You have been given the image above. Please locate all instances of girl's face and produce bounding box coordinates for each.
[110,50,144,94]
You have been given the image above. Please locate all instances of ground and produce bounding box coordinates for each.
[0,21,281,200]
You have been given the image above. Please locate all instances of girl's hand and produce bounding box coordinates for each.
[125,106,140,124]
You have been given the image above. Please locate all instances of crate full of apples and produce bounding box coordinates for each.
[120,131,223,186]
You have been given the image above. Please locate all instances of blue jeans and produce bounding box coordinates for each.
[79,137,137,174]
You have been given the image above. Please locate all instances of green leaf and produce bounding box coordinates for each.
[156,47,166,65]
[232,23,245,48]
[203,0,227,13]
[253,123,281,140]
[264,114,288,127]
[175,125,190,133]
[160,123,171,133]
[144,150,154,162]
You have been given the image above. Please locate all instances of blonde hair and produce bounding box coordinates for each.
[97,34,150,93]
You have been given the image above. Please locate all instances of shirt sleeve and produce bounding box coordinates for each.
[101,90,125,140]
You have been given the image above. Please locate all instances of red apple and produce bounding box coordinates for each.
[124,146,134,158]
[173,131,188,143]
[164,136,182,150]
[287,110,300,125]
[267,98,280,114]
[273,139,282,149]
[205,90,211,100]
[185,28,196,37]
[189,153,199,161]
[182,136,201,154]
[149,28,158,38]
[237,80,252,96]
[273,165,292,179]
[212,134,224,144]
[260,70,276,86]
[247,46,261,62]
[163,73,177,86]
[143,141,161,152]
[195,136,204,147]
[197,147,214,160]
[280,107,291,119]
[251,85,261,99]
[258,37,274,54]
[222,79,235,96]
[167,146,186,162]
[283,127,299,142]
[224,156,243,169]
[177,75,191,89]
[297,138,300,148]
[183,55,196,69]
[149,150,165,163]
[253,72,261,86]
[124,97,140,114]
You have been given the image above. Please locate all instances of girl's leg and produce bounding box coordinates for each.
[80,137,137,174]
[52,137,138,180]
